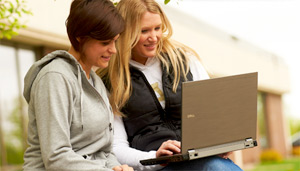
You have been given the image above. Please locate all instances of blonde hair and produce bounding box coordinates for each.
[97,0,201,116]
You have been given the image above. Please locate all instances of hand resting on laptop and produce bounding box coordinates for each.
[156,140,181,158]
[218,152,233,159]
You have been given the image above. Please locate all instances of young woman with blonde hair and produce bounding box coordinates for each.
[98,0,243,170]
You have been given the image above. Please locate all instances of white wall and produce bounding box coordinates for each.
[161,4,290,94]
[14,0,72,48]
[13,0,290,94]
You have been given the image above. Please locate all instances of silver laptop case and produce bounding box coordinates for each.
[140,72,258,165]
[182,72,258,160]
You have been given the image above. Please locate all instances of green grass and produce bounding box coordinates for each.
[247,157,300,171]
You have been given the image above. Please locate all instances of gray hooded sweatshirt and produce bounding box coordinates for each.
[23,50,120,171]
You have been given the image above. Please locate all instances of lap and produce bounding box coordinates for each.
[160,156,243,171]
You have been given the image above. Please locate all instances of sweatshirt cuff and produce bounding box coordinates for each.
[106,153,121,169]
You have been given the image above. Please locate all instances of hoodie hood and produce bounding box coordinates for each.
[23,50,80,103]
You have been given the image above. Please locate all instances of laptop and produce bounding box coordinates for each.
[140,72,258,165]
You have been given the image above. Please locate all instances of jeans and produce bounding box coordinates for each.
[160,156,243,171]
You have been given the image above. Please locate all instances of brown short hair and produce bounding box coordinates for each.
[66,0,124,51]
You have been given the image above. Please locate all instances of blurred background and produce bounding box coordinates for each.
[0,0,299,170]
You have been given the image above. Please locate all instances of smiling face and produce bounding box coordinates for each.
[131,11,162,65]
[81,34,119,69]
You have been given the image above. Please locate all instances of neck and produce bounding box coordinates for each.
[68,46,91,79]
[131,53,149,65]
[132,57,148,65]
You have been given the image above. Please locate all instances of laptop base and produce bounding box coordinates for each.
[140,138,257,166]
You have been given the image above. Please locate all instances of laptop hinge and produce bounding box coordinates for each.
[187,138,257,160]
[245,137,258,148]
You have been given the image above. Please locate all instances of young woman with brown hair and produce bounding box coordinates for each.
[23,0,132,170]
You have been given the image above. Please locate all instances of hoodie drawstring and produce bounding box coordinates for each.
[77,64,84,131]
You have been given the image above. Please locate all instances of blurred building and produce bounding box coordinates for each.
[0,0,291,170]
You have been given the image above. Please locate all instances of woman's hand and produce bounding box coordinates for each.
[112,164,134,171]
[218,152,233,159]
[156,140,181,158]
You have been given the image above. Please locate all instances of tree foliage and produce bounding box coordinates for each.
[164,0,171,4]
[0,0,32,39]
[5,99,24,165]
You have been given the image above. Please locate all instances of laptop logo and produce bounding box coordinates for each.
[187,114,195,119]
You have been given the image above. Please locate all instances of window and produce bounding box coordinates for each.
[257,92,269,148]
[0,41,36,166]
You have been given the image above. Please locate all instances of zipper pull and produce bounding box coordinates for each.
[109,123,112,131]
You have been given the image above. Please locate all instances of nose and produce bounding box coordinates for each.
[108,43,117,54]
[148,32,158,42]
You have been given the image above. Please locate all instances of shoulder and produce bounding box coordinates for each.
[186,53,210,80]
[34,59,78,91]
[41,57,76,78]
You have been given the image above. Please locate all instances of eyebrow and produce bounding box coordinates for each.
[141,23,162,29]
[102,36,119,42]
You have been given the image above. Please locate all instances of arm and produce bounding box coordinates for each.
[113,115,164,171]
[105,152,122,170]
[34,73,112,170]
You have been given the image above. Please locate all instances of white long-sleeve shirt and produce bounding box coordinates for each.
[113,54,210,171]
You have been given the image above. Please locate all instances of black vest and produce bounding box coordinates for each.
[121,59,193,151]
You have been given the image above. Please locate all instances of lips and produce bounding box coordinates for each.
[144,44,156,50]
[101,56,111,61]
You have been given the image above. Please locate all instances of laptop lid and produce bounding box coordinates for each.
[140,72,258,165]
[181,72,258,153]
